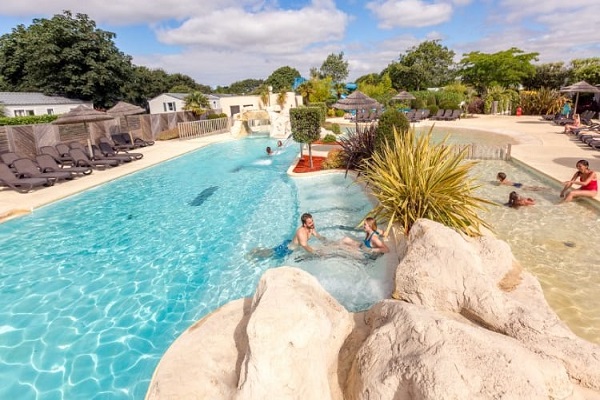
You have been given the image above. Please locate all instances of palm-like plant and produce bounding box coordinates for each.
[183,92,210,116]
[296,81,314,105]
[360,126,493,236]
[258,85,270,108]
[276,89,287,110]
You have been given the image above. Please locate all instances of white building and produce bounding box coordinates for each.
[148,93,222,115]
[0,92,92,117]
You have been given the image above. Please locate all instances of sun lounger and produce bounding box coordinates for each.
[112,134,143,149]
[55,143,78,162]
[442,109,462,121]
[430,109,445,120]
[90,145,131,164]
[0,152,21,168]
[68,148,119,169]
[0,163,52,193]
[36,154,92,176]
[39,146,74,166]
[12,158,74,181]
[98,141,143,160]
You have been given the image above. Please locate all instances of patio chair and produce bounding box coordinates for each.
[0,163,52,193]
[98,141,143,160]
[12,157,74,181]
[68,148,119,169]
[442,109,462,121]
[39,146,74,166]
[0,152,21,168]
[100,136,134,151]
[90,145,131,164]
[36,154,93,176]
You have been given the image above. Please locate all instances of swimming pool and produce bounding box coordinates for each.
[470,160,600,344]
[0,138,388,400]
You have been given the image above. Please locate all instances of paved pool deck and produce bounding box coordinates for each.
[1,114,599,222]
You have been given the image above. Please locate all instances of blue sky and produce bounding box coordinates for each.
[0,0,598,88]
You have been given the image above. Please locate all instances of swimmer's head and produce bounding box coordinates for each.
[497,172,507,182]
[266,146,273,155]
[364,217,377,232]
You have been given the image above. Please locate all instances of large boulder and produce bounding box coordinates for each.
[345,300,578,399]
[393,219,600,390]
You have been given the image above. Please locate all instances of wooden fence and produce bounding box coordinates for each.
[177,117,230,139]
[453,144,512,160]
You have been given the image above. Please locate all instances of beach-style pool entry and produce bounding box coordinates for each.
[0,138,389,400]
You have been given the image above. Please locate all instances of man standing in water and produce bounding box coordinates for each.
[292,213,323,253]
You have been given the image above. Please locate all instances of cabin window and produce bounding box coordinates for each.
[47,109,54,115]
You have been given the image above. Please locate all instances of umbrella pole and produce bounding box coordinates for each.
[574,93,580,116]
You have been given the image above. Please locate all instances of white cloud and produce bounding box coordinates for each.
[0,0,273,25]
[156,4,349,54]
[366,0,453,28]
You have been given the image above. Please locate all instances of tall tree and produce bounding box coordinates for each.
[569,57,600,85]
[215,79,263,94]
[265,66,300,92]
[459,48,538,93]
[319,52,349,83]
[522,62,570,90]
[296,80,315,105]
[0,11,133,108]
[358,74,395,106]
[384,40,456,91]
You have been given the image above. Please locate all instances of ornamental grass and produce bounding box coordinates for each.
[360,126,494,236]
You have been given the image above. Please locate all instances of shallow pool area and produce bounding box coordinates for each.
[0,138,387,400]
[471,160,600,344]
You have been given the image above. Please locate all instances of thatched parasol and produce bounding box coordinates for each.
[392,91,416,101]
[52,105,114,157]
[332,90,380,129]
[560,81,600,114]
[106,101,145,117]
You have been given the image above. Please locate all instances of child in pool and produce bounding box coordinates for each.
[507,191,535,207]
[497,172,522,188]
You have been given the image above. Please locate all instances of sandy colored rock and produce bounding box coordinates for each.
[346,300,578,400]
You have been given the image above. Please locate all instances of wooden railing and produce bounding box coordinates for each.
[453,143,512,160]
[177,117,230,139]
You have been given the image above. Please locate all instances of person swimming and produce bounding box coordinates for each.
[507,191,535,207]
[497,172,522,188]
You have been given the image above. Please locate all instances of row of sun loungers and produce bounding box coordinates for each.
[571,123,600,150]
[0,137,147,194]
[545,110,597,126]
[405,109,461,122]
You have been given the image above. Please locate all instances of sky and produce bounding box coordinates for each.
[0,0,598,88]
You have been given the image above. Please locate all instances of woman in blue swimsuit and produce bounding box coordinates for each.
[342,217,389,254]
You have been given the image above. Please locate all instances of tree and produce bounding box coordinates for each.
[522,62,571,90]
[355,73,381,86]
[290,107,321,168]
[168,73,210,93]
[0,11,133,108]
[319,52,349,83]
[358,74,395,106]
[569,58,600,85]
[308,77,335,104]
[215,78,263,94]
[384,40,456,91]
[276,89,288,110]
[296,80,315,105]
[183,92,210,116]
[265,66,300,92]
[459,48,538,93]
[169,85,193,93]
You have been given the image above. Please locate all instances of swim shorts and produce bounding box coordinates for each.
[272,239,293,259]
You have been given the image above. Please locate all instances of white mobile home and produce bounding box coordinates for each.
[0,92,92,117]
[148,93,222,115]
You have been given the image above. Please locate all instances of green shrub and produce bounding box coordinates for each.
[428,104,439,115]
[331,123,341,135]
[0,114,59,126]
[335,109,345,117]
[290,107,321,167]
[375,109,409,151]
[322,149,345,169]
[207,113,227,119]
[307,102,327,124]
[322,133,337,143]
[360,126,494,236]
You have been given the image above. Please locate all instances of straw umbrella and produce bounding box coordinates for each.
[391,91,416,101]
[52,105,114,157]
[107,101,147,143]
[332,90,380,130]
[560,81,600,114]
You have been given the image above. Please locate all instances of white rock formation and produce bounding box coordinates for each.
[147,220,600,400]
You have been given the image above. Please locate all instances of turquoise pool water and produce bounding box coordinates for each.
[0,138,384,400]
